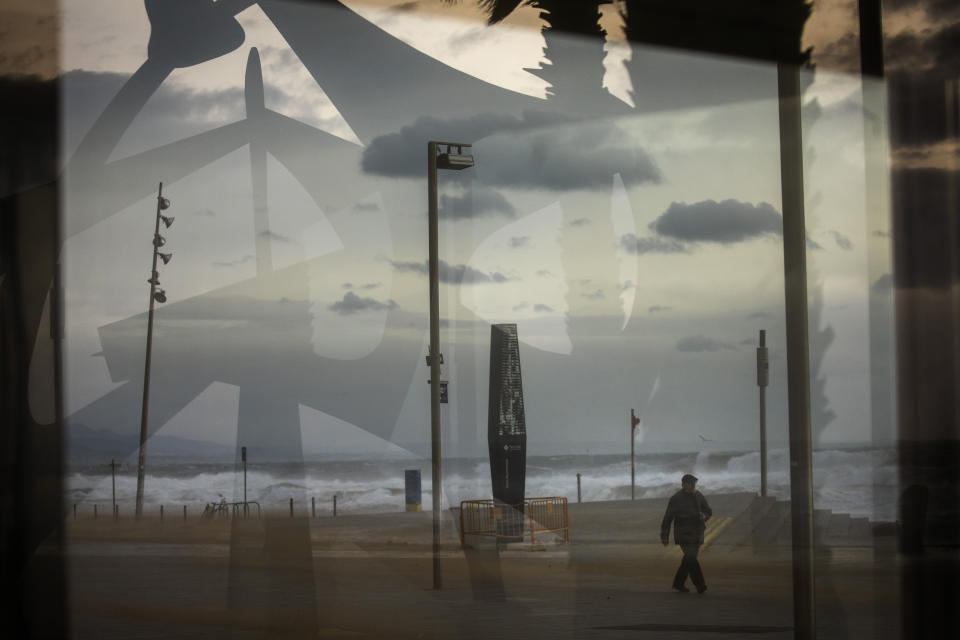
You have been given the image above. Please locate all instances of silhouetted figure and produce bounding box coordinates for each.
[660,473,712,593]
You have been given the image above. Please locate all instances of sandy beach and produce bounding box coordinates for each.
[66,494,901,639]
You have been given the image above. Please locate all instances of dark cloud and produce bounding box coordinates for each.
[361,111,566,177]
[258,230,295,244]
[569,218,591,227]
[925,0,960,19]
[621,281,635,290]
[508,236,530,248]
[533,304,554,313]
[648,305,671,313]
[813,31,860,74]
[582,289,604,300]
[887,0,960,20]
[480,120,661,190]
[439,186,515,219]
[871,273,894,294]
[0,14,57,79]
[829,230,853,250]
[512,302,529,312]
[536,269,553,277]
[676,335,737,352]
[212,254,255,267]
[884,32,928,70]
[806,236,823,251]
[619,233,689,255]
[886,20,960,72]
[389,259,510,284]
[342,281,380,291]
[362,112,661,190]
[739,337,757,346]
[650,199,781,244]
[329,291,397,315]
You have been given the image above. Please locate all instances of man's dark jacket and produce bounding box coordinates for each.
[660,489,713,545]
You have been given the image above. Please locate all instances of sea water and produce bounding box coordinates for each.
[65,447,899,521]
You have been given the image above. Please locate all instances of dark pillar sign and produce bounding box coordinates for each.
[487,324,527,541]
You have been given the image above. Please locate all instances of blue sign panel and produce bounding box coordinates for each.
[404,469,422,512]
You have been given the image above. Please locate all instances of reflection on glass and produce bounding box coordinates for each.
[26,1,934,638]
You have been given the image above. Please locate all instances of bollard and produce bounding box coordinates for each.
[333,495,337,517]
[94,504,98,520]
[73,503,77,519]
[577,473,582,504]
[290,497,294,518]
[312,496,316,518]
[160,504,164,520]
[183,505,187,521]
[114,504,119,520]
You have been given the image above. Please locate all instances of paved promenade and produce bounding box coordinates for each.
[65,494,901,639]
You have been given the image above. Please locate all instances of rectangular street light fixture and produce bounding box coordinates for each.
[437,152,474,170]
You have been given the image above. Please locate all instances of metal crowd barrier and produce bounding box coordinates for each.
[459,496,569,548]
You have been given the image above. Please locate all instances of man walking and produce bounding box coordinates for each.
[660,473,712,593]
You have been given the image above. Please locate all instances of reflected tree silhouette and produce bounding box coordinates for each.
[452,1,615,108]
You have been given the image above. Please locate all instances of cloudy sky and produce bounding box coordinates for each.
[8,0,925,459]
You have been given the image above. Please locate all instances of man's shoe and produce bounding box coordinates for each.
[672,584,690,593]
[696,585,707,594]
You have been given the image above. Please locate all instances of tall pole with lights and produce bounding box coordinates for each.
[135,182,174,519]
[426,141,473,590]
[757,329,769,497]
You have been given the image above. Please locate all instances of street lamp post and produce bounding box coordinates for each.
[426,141,473,590]
[135,182,174,519]
[757,329,769,497]
[110,458,117,520]
[630,409,640,500]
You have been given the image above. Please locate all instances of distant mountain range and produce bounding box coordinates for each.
[67,423,235,464]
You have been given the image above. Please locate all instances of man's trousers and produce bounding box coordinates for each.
[673,544,706,589]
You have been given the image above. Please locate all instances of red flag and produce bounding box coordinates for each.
[631,409,640,428]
